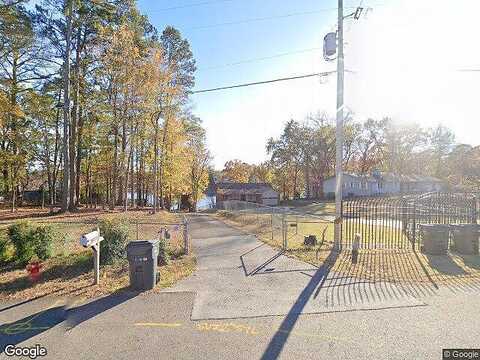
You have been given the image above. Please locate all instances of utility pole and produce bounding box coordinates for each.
[334,0,344,251]
[62,0,73,212]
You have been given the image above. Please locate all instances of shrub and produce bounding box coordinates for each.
[32,225,54,260]
[7,222,55,265]
[157,238,170,265]
[99,219,129,264]
[0,236,11,264]
[8,222,37,265]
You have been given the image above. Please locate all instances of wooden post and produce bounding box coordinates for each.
[92,244,100,285]
[271,213,274,242]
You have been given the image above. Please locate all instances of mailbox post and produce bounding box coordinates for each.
[80,228,104,285]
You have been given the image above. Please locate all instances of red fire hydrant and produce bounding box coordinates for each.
[26,261,42,282]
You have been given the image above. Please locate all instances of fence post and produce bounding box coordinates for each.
[282,212,287,250]
[136,220,139,241]
[412,199,417,251]
[183,216,190,255]
[295,215,298,235]
[271,212,274,242]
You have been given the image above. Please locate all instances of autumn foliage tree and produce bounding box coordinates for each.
[0,0,211,212]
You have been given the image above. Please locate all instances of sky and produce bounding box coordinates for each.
[137,0,480,169]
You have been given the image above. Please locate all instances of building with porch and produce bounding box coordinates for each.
[215,182,279,209]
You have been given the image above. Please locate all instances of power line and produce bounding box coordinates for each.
[189,7,357,30]
[192,71,336,94]
[149,0,235,12]
[198,47,322,71]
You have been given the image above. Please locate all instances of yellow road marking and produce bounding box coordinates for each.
[133,320,363,346]
[1,298,65,335]
[196,322,258,336]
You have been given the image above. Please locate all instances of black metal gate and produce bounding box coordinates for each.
[341,192,478,250]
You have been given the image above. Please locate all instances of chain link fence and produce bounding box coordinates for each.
[219,200,334,253]
[0,217,190,258]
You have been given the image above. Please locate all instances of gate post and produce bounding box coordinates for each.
[282,213,287,250]
[412,200,417,251]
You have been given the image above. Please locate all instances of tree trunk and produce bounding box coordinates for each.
[130,144,135,208]
[61,0,73,212]
[152,115,159,213]
[111,131,118,210]
[123,150,133,212]
[75,105,84,206]
[159,114,170,210]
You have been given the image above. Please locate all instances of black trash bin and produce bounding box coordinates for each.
[126,240,159,291]
[451,224,479,255]
[419,224,450,255]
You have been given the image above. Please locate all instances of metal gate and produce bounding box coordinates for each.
[341,192,478,250]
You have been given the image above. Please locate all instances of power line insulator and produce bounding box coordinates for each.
[354,7,364,20]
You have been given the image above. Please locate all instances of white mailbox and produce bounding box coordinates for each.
[80,229,104,285]
[80,230,104,248]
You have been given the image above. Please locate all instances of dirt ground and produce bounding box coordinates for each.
[0,206,180,225]
[0,252,196,302]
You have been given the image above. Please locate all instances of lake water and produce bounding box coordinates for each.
[197,196,216,210]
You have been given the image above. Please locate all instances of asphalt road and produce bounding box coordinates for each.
[1,214,479,360]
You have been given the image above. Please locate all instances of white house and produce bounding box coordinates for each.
[323,172,444,198]
[215,182,279,208]
[399,175,444,193]
[323,174,384,198]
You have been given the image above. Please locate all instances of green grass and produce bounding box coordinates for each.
[282,200,336,216]
[0,210,185,259]
[221,211,405,250]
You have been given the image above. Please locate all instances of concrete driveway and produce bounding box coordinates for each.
[169,215,433,320]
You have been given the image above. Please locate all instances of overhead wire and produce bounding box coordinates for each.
[149,0,236,12]
[189,7,357,30]
[192,71,337,94]
[197,47,322,71]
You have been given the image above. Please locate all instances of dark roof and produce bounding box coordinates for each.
[215,182,274,191]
